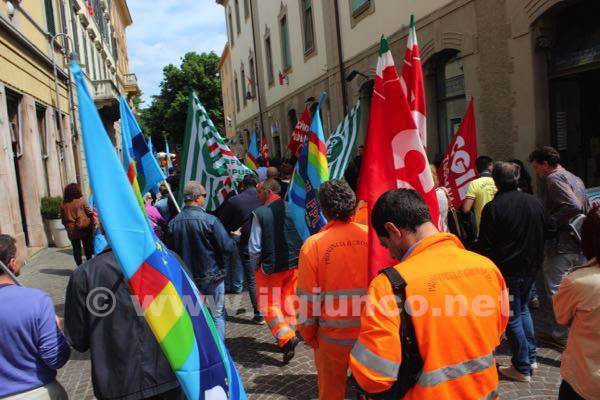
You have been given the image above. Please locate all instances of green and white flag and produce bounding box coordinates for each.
[178,93,254,211]
[326,101,361,180]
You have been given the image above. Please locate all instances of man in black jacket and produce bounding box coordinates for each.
[64,248,183,400]
[218,175,264,323]
[168,181,239,338]
[478,161,545,383]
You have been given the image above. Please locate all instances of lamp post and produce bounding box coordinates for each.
[50,32,77,184]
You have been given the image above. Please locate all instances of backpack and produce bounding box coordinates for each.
[351,267,424,399]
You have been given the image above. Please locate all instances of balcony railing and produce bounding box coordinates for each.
[92,79,119,102]
[123,73,138,86]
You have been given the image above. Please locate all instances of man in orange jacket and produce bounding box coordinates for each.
[349,189,509,399]
[249,178,303,363]
[297,179,369,399]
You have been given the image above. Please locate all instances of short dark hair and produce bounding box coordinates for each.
[241,174,258,188]
[63,183,83,202]
[0,234,17,271]
[476,156,493,174]
[528,146,560,167]
[262,178,281,195]
[372,189,431,237]
[492,161,520,192]
[581,207,600,261]
[318,179,356,222]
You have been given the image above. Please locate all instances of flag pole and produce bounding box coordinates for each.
[163,180,181,214]
[0,259,21,286]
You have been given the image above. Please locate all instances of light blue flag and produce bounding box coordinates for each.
[71,62,247,400]
[119,96,165,194]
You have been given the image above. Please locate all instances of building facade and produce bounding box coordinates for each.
[0,0,138,259]
[218,0,600,190]
[218,43,238,147]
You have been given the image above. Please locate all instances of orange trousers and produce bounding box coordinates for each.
[256,268,298,348]
[314,338,353,400]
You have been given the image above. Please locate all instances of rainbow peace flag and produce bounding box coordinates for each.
[287,92,329,240]
[120,96,165,196]
[71,62,247,400]
[244,131,259,171]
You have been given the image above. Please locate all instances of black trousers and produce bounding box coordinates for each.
[71,235,93,266]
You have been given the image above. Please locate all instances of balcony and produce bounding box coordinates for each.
[92,79,120,123]
[122,73,141,96]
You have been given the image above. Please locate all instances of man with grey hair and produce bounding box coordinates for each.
[168,181,240,338]
[478,161,546,382]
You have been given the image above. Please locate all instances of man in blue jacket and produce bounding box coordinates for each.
[168,181,239,338]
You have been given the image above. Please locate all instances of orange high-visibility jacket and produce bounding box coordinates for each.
[297,221,369,348]
[350,233,508,400]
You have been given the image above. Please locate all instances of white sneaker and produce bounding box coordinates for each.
[531,362,539,369]
[499,365,532,382]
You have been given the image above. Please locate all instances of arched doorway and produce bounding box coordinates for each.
[540,0,600,186]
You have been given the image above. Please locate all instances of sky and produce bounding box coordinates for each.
[127,0,227,106]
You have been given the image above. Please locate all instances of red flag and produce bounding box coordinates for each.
[438,98,478,209]
[401,15,427,148]
[358,36,440,280]
[86,0,95,16]
[260,132,270,166]
[287,106,311,157]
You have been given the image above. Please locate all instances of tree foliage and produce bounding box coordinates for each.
[138,52,223,149]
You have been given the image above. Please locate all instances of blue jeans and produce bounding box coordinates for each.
[543,248,586,339]
[505,274,537,375]
[240,246,260,317]
[199,280,225,339]
[225,237,244,294]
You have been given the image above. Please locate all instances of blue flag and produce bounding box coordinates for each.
[287,92,329,240]
[71,62,247,400]
[119,96,165,194]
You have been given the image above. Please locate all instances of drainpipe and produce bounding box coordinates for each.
[333,0,348,115]
[248,0,266,137]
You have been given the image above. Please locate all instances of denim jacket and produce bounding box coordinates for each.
[167,205,236,287]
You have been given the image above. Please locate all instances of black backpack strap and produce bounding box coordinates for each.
[351,267,423,400]
[380,267,423,399]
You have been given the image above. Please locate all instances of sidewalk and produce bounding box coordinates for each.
[19,248,562,399]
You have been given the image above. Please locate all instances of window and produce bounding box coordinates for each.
[351,0,370,16]
[234,74,240,111]
[241,64,247,106]
[44,0,56,36]
[248,56,256,99]
[244,0,250,19]
[265,35,275,86]
[71,14,80,59]
[279,15,292,71]
[234,0,241,35]
[36,105,50,195]
[228,8,235,46]
[83,35,90,73]
[301,0,315,55]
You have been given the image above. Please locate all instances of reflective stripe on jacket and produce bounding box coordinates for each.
[297,221,369,348]
[349,233,508,399]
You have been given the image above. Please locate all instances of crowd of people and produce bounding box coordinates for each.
[0,145,598,400]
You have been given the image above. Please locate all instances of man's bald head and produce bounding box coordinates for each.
[267,166,279,179]
[183,181,207,207]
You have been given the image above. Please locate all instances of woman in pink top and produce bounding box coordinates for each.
[553,206,600,400]
[144,193,167,240]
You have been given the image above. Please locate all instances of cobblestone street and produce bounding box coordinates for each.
[20,248,562,399]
